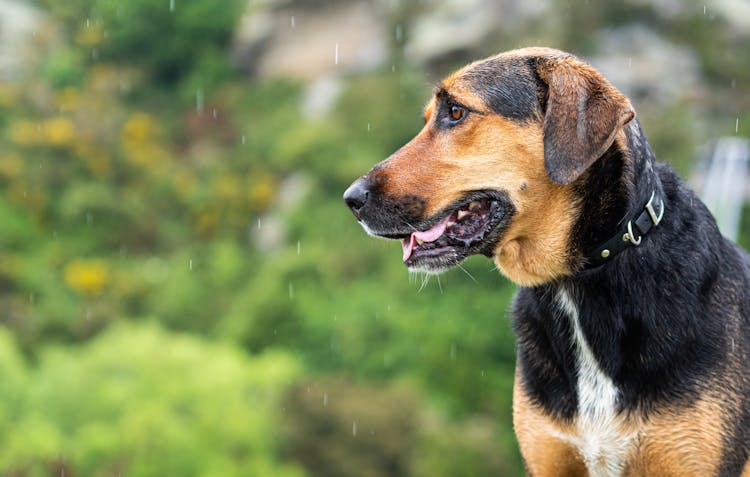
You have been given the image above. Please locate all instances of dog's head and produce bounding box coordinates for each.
[344,47,635,286]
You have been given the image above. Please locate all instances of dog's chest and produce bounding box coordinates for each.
[554,289,638,477]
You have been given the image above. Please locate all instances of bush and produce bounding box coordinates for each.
[0,323,305,477]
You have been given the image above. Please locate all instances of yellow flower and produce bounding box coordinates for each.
[248,174,276,210]
[122,113,153,146]
[121,113,164,165]
[44,117,75,146]
[64,260,109,296]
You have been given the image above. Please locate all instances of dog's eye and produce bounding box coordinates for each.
[449,105,466,122]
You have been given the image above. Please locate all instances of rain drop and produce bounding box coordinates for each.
[196,88,204,113]
[290,15,295,29]
[169,0,175,12]
[335,43,339,65]
[323,392,328,406]
[628,57,632,68]
[241,135,246,145]
[352,421,357,436]
[736,118,740,134]
[450,342,456,360]
[367,122,371,132]
[289,283,294,300]
[297,240,301,255]
[257,217,262,229]
[189,259,193,270]
[212,108,217,119]
[395,24,403,42]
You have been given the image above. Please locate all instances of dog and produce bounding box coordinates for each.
[343,47,750,476]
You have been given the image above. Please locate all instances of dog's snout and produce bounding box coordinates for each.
[343,178,370,219]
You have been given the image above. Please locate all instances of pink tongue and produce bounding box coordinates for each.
[402,215,450,262]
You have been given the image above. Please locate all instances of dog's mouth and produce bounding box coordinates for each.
[393,193,512,272]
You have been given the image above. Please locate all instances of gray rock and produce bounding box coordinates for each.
[405,0,549,65]
[587,25,702,105]
[232,0,387,80]
[0,0,45,78]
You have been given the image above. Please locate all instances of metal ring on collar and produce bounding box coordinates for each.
[623,220,642,246]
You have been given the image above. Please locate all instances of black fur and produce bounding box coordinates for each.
[513,117,750,471]
[462,57,542,121]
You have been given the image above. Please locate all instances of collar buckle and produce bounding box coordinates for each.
[589,189,666,264]
[645,191,664,226]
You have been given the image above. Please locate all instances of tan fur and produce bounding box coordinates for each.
[628,395,726,476]
[516,367,733,477]
[374,88,579,286]
[514,366,589,476]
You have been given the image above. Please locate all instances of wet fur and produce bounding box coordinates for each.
[345,47,750,475]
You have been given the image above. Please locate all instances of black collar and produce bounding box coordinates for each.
[588,190,665,265]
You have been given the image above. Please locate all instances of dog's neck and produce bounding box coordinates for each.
[622,120,665,222]
[569,119,665,270]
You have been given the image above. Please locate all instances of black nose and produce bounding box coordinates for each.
[343,178,370,219]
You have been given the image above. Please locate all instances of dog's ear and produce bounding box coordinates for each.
[535,56,635,185]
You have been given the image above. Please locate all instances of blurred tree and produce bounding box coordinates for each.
[0,323,306,477]
[42,0,245,85]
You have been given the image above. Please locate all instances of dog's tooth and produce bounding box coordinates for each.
[457,210,469,220]
[416,238,424,245]
[469,201,481,210]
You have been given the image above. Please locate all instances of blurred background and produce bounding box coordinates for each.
[0,0,748,475]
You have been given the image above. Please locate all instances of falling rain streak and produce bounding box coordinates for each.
[196,88,204,113]
[169,0,175,12]
[334,43,339,65]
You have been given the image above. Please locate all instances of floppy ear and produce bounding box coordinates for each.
[535,56,635,185]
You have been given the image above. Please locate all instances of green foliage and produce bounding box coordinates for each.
[42,0,244,84]
[0,323,304,477]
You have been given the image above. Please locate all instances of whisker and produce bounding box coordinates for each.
[457,263,479,284]
[418,272,431,292]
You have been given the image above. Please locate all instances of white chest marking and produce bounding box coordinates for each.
[555,288,636,477]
